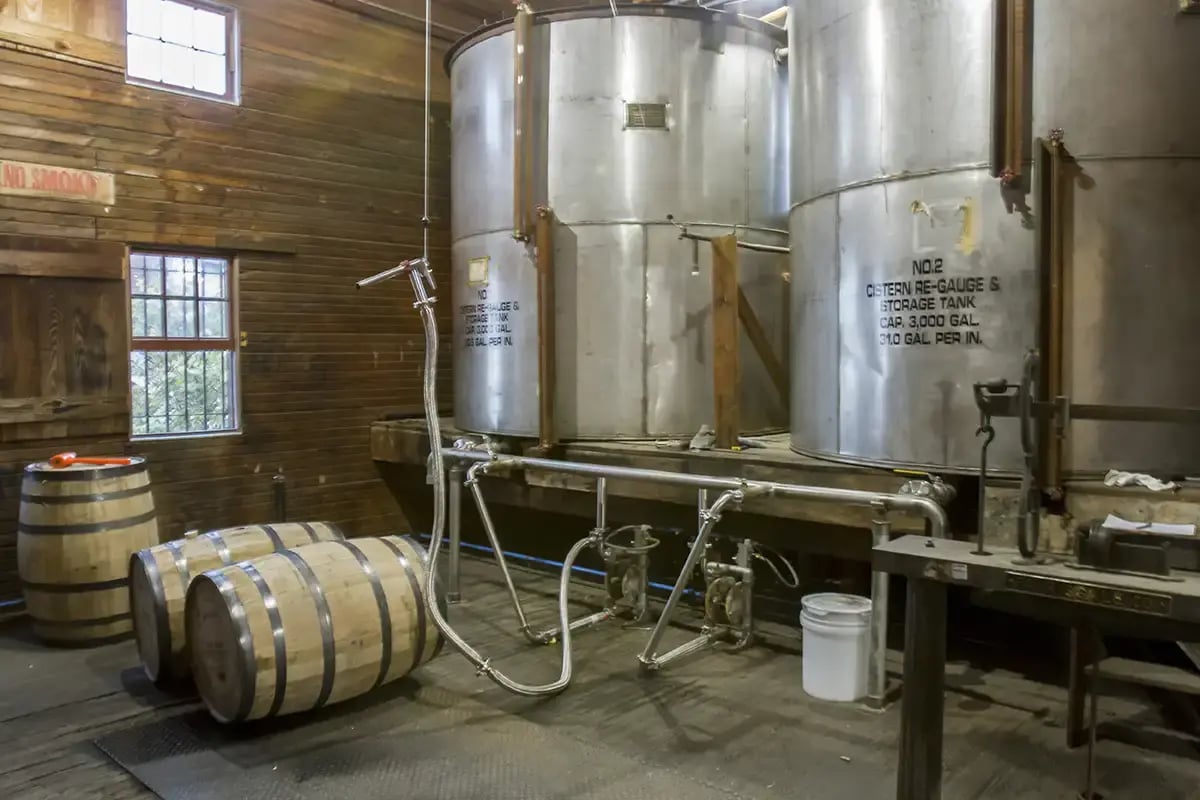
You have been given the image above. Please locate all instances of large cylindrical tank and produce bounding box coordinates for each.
[788,0,1200,475]
[449,5,789,439]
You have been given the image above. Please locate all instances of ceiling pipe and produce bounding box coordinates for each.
[313,0,467,38]
[760,6,788,25]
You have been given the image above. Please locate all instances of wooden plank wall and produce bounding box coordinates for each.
[0,0,454,601]
[0,238,131,443]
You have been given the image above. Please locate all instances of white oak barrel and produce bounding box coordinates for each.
[186,535,444,722]
[129,521,345,684]
[18,458,159,646]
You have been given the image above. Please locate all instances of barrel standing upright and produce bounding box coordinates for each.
[18,458,160,645]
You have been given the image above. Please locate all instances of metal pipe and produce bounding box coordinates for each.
[441,448,950,540]
[678,228,791,254]
[532,478,613,642]
[447,464,462,603]
[396,0,596,699]
[424,535,699,599]
[540,609,613,643]
[668,215,790,254]
[1043,130,1066,494]
[272,468,287,522]
[649,633,713,669]
[975,415,994,556]
[595,477,608,533]
[512,4,533,240]
[355,258,422,289]
[733,537,754,650]
[465,461,540,641]
[639,489,745,669]
[868,514,892,708]
[760,7,788,25]
[313,0,466,38]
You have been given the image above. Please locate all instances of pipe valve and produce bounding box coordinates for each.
[355,257,436,293]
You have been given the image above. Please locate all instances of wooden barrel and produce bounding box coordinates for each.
[186,535,444,722]
[18,458,159,646]
[129,521,345,684]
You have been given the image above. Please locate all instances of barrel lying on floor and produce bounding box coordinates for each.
[129,521,345,683]
[186,535,443,722]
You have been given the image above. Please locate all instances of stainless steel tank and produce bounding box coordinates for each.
[448,5,789,439]
[788,0,1200,475]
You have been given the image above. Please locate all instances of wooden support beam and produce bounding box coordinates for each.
[711,234,740,450]
[535,206,556,451]
[737,286,789,408]
[0,394,127,425]
[0,236,124,280]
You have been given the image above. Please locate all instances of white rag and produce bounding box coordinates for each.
[1103,469,1178,493]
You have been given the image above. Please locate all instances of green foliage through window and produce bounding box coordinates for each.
[130,252,237,438]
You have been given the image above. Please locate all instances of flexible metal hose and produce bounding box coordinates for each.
[417,278,590,696]
[406,265,591,695]
[395,0,588,698]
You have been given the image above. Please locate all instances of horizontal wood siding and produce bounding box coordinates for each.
[0,0,453,600]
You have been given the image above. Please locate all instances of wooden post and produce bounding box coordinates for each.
[711,235,740,450]
[535,207,556,451]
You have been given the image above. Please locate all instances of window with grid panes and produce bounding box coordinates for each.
[130,253,238,438]
[126,0,239,103]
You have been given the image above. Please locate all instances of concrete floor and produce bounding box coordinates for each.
[3,555,1200,799]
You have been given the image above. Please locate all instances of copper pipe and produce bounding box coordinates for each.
[1044,131,1066,493]
[992,0,1028,184]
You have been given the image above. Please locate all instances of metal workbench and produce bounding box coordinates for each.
[874,535,1200,800]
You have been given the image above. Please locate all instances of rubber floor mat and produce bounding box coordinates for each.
[94,678,754,800]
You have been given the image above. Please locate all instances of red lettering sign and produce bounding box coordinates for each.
[0,159,114,204]
[1,163,25,189]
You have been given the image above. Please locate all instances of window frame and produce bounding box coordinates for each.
[124,0,241,105]
[127,248,242,441]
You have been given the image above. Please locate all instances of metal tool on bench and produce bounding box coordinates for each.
[1071,519,1200,581]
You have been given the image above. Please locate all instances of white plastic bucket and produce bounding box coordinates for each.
[800,593,873,702]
